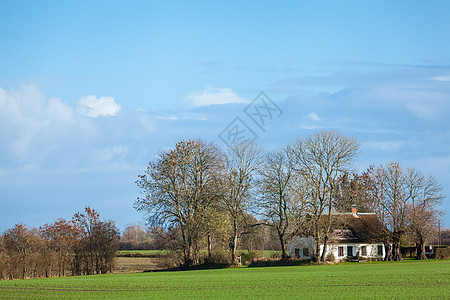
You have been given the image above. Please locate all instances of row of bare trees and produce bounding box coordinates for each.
[136,131,444,266]
[0,207,119,280]
[370,163,443,260]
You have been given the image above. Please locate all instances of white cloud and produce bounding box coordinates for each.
[0,85,130,171]
[156,112,208,121]
[364,141,408,152]
[0,85,74,158]
[138,113,156,134]
[184,88,247,107]
[306,112,321,121]
[90,146,128,165]
[431,75,450,82]
[299,125,323,130]
[77,95,121,117]
[157,115,179,121]
[406,102,437,120]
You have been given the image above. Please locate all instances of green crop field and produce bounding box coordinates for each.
[0,260,448,299]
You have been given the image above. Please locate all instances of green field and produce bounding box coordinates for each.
[0,260,448,299]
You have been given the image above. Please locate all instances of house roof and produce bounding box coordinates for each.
[329,213,386,243]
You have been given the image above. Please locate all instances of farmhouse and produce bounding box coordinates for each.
[289,208,386,261]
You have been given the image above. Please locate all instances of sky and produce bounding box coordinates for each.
[0,0,449,231]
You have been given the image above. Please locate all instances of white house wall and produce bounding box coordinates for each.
[320,243,385,261]
[288,236,315,259]
[289,237,385,261]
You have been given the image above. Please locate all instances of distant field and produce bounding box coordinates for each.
[116,250,278,256]
[0,260,448,299]
[116,250,168,256]
[237,249,280,257]
[113,257,161,273]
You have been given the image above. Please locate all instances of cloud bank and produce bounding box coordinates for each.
[0,85,126,170]
[77,95,121,117]
[184,88,248,107]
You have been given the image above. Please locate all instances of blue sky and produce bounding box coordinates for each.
[0,0,449,231]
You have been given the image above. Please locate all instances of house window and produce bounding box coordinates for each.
[338,246,344,257]
[377,245,383,256]
[347,246,353,257]
[361,246,367,256]
[303,248,309,256]
[294,248,300,258]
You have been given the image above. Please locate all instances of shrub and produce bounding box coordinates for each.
[157,251,182,269]
[239,251,251,265]
[203,250,231,266]
[270,251,282,260]
[435,246,449,259]
[238,250,263,265]
[249,250,263,262]
[325,253,335,262]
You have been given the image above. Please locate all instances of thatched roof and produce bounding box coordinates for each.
[329,213,385,243]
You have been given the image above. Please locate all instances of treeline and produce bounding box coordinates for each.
[0,207,119,280]
[120,222,282,253]
[135,130,444,267]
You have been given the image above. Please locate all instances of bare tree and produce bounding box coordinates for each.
[221,142,262,263]
[372,162,411,261]
[120,222,153,250]
[0,236,6,280]
[135,139,223,267]
[72,207,101,275]
[92,220,119,273]
[2,224,34,279]
[405,168,443,260]
[257,146,305,260]
[0,208,118,280]
[122,223,150,244]
[40,218,79,277]
[371,163,444,261]
[72,207,119,275]
[292,130,359,261]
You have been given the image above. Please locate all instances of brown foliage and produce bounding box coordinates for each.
[0,208,119,280]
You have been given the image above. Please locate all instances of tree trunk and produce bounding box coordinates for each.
[230,219,238,263]
[384,243,392,261]
[321,195,333,262]
[392,244,402,261]
[392,232,403,261]
[313,238,320,262]
[277,230,287,260]
[181,227,193,267]
[193,241,200,266]
[312,240,320,262]
[313,220,320,262]
[320,237,328,262]
[207,234,212,263]
[415,235,427,260]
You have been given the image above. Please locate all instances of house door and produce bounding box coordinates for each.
[347,246,353,257]
[294,248,300,258]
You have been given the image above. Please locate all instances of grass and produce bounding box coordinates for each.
[0,260,448,299]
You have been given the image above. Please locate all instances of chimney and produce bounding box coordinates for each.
[351,205,359,218]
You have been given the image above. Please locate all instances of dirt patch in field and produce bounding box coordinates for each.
[113,257,161,273]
